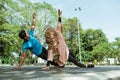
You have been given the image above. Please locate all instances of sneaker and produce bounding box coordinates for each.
[77,63,86,68]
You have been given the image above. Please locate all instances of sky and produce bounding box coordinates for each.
[33,0,120,42]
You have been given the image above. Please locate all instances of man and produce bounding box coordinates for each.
[44,9,94,70]
[16,12,59,69]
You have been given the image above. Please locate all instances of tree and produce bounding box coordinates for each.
[0,0,58,58]
[81,29,108,62]
[92,42,112,62]
[0,23,21,56]
[82,29,108,51]
[112,37,120,63]
[0,0,8,25]
[63,17,84,61]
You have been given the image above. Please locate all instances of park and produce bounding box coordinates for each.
[0,0,120,80]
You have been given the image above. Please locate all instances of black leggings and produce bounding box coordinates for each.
[39,47,85,67]
[68,50,86,67]
[38,47,59,66]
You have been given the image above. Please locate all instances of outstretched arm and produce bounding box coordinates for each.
[57,9,63,33]
[31,12,36,30]
[16,52,26,69]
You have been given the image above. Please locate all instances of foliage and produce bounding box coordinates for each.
[0,23,21,56]
[82,29,108,51]
[92,42,111,62]
[0,0,57,57]
[63,18,84,61]
[111,37,120,63]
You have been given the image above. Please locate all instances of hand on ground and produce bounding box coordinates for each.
[13,65,22,70]
[42,66,50,70]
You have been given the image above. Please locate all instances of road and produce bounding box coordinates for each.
[0,65,120,80]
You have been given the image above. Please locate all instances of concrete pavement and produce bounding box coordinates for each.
[0,65,120,80]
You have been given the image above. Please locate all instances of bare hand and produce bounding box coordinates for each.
[58,9,62,16]
[33,12,36,19]
[42,66,50,70]
[14,65,22,70]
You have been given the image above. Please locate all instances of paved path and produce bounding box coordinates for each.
[0,65,120,80]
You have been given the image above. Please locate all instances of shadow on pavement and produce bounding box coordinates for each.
[0,66,120,80]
